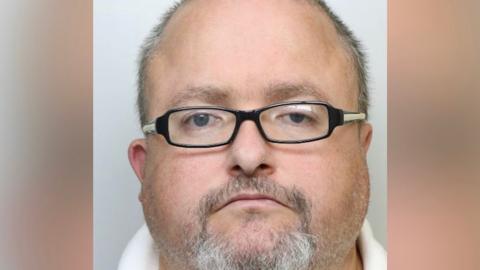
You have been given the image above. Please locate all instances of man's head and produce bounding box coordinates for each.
[128,0,372,269]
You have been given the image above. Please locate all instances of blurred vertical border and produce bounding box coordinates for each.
[0,0,92,269]
[389,0,480,269]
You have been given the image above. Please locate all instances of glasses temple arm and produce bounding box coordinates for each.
[142,122,156,135]
[343,112,366,123]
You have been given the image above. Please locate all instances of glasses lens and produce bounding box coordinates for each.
[168,108,236,146]
[260,103,329,141]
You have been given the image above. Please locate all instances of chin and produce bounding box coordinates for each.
[215,219,296,252]
[194,216,316,270]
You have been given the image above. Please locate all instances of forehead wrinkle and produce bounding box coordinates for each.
[168,85,231,108]
[264,82,329,104]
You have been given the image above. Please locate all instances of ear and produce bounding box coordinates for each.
[359,122,373,154]
[128,139,148,184]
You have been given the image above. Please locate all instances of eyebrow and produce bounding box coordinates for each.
[264,82,328,104]
[167,82,327,109]
[168,85,231,108]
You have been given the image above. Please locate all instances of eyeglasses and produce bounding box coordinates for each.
[142,101,366,148]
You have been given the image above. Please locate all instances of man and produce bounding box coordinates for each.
[121,0,386,269]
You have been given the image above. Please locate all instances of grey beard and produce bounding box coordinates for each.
[193,230,317,270]
[190,176,318,270]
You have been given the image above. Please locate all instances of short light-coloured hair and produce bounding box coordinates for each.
[136,0,369,126]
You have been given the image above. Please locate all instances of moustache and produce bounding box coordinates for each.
[197,176,312,229]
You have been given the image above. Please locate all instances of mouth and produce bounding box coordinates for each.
[214,193,289,212]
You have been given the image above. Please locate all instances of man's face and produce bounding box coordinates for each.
[130,0,372,269]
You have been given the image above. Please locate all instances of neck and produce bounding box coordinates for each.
[158,252,192,270]
[311,241,362,270]
[341,241,363,270]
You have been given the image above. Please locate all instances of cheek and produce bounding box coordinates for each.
[276,140,368,227]
[142,147,230,241]
[278,150,349,202]
[153,151,230,203]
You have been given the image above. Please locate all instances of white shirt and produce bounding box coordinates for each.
[118,220,386,270]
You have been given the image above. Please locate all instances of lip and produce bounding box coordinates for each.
[215,193,288,212]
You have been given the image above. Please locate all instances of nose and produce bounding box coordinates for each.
[227,120,274,177]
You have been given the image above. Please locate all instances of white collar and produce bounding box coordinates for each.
[356,220,387,270]
[118,220,386,270]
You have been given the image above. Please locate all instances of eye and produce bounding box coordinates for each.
[287,113,306,124]
[180,111,226,130]
[277,112,314,126]
[184,113,217,128]
[191,113,211,127]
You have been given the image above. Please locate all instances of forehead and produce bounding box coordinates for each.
[145,0,356,116]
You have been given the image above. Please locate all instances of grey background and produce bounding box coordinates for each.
[94,0,387,269]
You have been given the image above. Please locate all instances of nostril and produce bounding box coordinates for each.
[257,163,274,175]
[228,165,243,178]
[259,164,269,170]
[229,163,274,177]
[231,165,242,173]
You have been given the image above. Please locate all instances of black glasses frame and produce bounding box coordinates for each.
[142,101,365,148]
